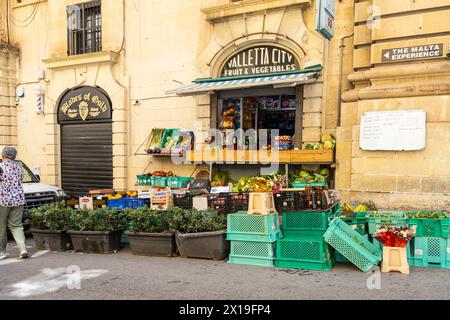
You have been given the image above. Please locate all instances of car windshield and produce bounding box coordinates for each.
[16,161,40,183]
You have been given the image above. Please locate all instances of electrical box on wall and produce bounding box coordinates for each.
[316,0,335,40]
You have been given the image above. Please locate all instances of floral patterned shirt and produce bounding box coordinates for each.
[0,160,26,207]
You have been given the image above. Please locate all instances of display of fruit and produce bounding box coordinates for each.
[151,170,174,177]
[342,203,372,213]
[107,193,123,200]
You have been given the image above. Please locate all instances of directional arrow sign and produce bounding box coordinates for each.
[382,44,443,62]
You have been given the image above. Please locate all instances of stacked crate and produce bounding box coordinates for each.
[407,212,450,269]
[227,212,282,267]
[274,193,339,271]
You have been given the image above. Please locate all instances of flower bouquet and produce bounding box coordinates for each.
[373,226,413,274]
[372,226,413,248]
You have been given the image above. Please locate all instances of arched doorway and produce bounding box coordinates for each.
[57,86,113,196]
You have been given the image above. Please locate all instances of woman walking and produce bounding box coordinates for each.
[0,146,28,260]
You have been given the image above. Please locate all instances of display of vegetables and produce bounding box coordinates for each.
[147,129,165,153]
[406,211,448,219]
[367,212,403,218]
[212,171,230,187]
[305,134,336,151]
[291,168,329,184]
[231,174,286,193]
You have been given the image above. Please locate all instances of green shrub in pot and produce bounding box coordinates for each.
[169,207,229,260]
[126,207,173,234]
[125,207,177,257]
[68,208,127,232]
[169,207,227,234]
[30,202,73,231]
[67,208,127,254]
[30,202,74,251]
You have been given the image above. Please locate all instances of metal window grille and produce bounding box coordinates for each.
[67,1,102,56]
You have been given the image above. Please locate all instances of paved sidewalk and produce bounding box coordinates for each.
[0,239,449,300]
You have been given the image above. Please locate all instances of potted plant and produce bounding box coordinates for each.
[67,208,126,254]
[30,202,73,251]
[125,207,177,257]
[171,207,229,260]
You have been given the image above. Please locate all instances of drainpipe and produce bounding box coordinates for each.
[337,33,354,127]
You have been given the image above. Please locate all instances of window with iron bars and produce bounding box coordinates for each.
[67,1,102,56]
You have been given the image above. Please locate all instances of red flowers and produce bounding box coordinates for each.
[372,226,413,248]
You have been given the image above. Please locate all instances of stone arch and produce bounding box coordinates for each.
[209,36,308,79]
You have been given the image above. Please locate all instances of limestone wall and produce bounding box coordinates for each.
[337,0,450,210]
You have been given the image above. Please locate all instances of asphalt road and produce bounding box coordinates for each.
[0,239,449,300]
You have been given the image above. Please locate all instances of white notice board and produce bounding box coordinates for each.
[360,110,426,151]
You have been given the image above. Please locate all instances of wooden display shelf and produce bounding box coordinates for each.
[185,149,334,164]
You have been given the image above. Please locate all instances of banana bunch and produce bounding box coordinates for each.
[341,203,369,213]
[354,204,369,212]
[341,203,354,212]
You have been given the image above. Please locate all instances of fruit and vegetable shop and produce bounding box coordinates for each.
[60,41,449,275]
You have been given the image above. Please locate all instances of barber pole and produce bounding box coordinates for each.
[36,96,44,114]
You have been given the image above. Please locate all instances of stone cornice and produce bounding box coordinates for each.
[201,0,311,22]
[43,51,120,70]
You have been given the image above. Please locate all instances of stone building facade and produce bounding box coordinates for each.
[1,0,449,209]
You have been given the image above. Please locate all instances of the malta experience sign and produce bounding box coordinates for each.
[58,86,112,123]
[382,44,444,62]
[221,46,301,77]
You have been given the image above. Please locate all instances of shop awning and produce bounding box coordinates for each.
[166,69,320,96]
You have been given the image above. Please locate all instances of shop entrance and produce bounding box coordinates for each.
[60,123,113,196]
[57,86,113,196]
[216,86,300,150]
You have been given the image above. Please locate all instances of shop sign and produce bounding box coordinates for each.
[220,46,300,78]
[58,86,112,123]
[382,44,444,62]
[316,0,335,40]
[360,110,426,151]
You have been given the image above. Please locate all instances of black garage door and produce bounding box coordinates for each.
[61,122,113,196]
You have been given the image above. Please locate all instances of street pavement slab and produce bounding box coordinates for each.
[0,239,449,300]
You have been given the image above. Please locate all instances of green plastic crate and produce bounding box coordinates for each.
[407,212,449,238]
[281,202,339,234]
[227,213,282,242]
[275,234,334,271]
[366,212,408,234]
[324,218,382,272]
[152,177,167,187]
[337,212,368,235]
[121,231,129,245]
[229,241,276,267]
[409,237,450,269]
[290,182,328,188]
[230,241,276,261]
[335,234,371,263]
[442,219,450,238]
[167,177,193,188]
[228,256,275,267]
[275,259,334,271]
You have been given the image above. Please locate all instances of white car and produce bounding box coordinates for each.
[17,161,66,228]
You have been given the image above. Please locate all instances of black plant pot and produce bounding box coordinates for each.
[128,232,177,257]
[31,229,72,251]
[68,230,122,254]
[175,230,229,261]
